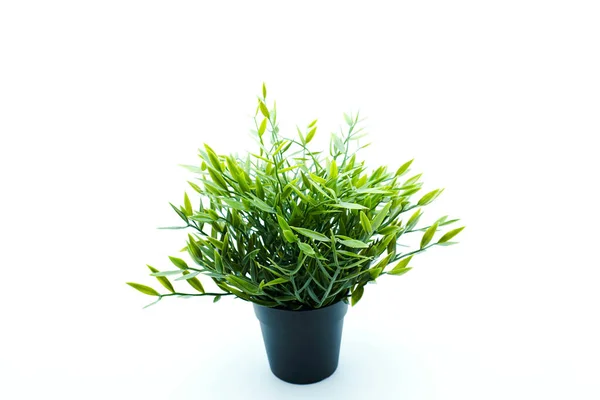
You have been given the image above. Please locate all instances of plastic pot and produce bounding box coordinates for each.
[253,301,348,384]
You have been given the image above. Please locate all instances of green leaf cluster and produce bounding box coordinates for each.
[128,84,463,309]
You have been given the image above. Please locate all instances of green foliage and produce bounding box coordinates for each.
[128,85,463,310]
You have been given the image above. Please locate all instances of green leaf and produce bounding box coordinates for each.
[308,119,318,128]
[169,256,189,270]
[369,267,383,280]
[329,159,338,179]
[259,101,270,118]
[351,285,364,306]
[226,275,262,295]
[378,225,400,236]
[297,241,316,257]
[309,173,327,185]
[188,181,203,194]
[258,118,267,137]
[332,134,345,153]
[260,277,289,289]
[222,198,246,210]
[420,222,439,248]
[306,127,317,144]
[418,189,444,206]
[291,226,331,242]
[338,238,370,249]
[395,159,414,176]
[277,214,291,231]
[183,271,205,293]
[174,270,200,281]
[204,144,222,172]
[207,167,229,190]
[388,255,412,275]
[344,112,353,126]
[359,211,372,234]
[438,226,465,243]
[371,202,391,231]
[406,209,423,231]
[249,195,275,213]
[331,202,368,210]
[213,295,222,303]
[355,188,394,194]
[183,193,193,216]
[169,202,189,223]
[404,173,422,186]
[262,82,267,98]
[127,282,160,296]
[147,265,175,293]
[149,270,183,277]
[388,266,411,276]
[283,229,298,243]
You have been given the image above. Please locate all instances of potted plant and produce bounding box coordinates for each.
[127,84,464,384]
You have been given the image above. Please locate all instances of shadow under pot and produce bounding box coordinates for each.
[253,301,348,384]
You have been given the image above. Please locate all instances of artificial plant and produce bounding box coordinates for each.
[128,84,464,310]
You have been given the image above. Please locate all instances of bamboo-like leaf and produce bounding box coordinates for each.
[329,159,338,179]
[277,214,291,231]
[406,209,423,231]
[249,195,275,213]
[418,189,444,206]
[175,270,200,281]
[188,181,203,194]
[297,241,316,256]
[204,144,222,172]
[183,193,193,216]
[260,277,289,289]
[226,275,262,295]
[332,134,345,153]
[388,266,411,276]
[371,202,391,231]
[344,113,353,126]
[222,198,246,210]
[351,284,364,306]
[438,226,465,243]
[283,229,298,243]
[259,101,270,118]
[420,222,439,248]
[359,211,372,234]
[150,270,183,277]
[369,267,383,280]
[331,202,368,210]
[338,238,370,248]
[306,127,317,144]
[127,282,160,296]
[388,255,412,275]
[169,202,189,223]
[262,82,267,98]
[147,265,175,293]
[395,159,414,177]
[258,118,268,137]
[291,226,330,242]
[169,256,189,270]
[309,173,327,185]
[186,274,205,293]
[378,225,400,236]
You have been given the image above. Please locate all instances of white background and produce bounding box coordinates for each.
[1,1,599,399]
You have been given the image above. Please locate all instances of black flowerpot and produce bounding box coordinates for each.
[253,301,348,384]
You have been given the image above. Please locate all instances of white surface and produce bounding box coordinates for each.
[1,1,599,399]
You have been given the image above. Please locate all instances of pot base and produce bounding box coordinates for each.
[254,301,348,384]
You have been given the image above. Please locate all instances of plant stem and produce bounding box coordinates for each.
[159,292,233,298]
